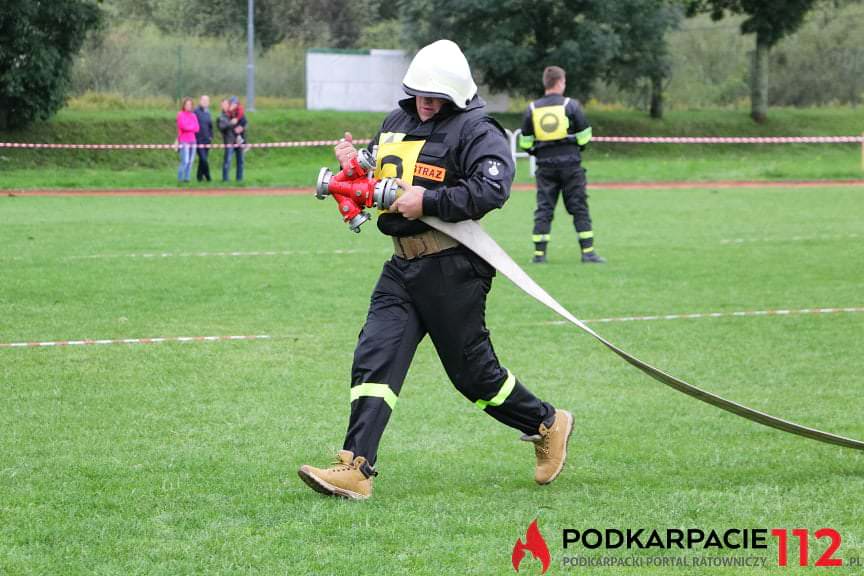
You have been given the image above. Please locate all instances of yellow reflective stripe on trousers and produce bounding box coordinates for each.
[578,230,594,240]
[351,383,398,409]
[475,371,517,410]
[532,234,551,242]
[575,126,592,146]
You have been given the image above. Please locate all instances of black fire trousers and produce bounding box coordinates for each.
[533,161,593,245]
[343,247,556,468]
[196,146,211,181]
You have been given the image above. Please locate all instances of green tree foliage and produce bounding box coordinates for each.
[304,0,381,49]
[101,0,285,49]
[400,0,620,98]
[603,0,682,118]
[191,0,286,50]
[768,3,864,107]
[399,0,679,117]
[0,0,103,129]
[356,20,404,50]
[685,0,818,122]
[101,0,379,51]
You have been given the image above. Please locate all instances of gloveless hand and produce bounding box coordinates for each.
[392,180,425,220]
[335,131,358,176]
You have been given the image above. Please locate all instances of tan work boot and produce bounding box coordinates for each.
[523,409,574,485]
[297,450,374,500]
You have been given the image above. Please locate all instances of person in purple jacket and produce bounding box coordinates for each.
[176,97,199,183]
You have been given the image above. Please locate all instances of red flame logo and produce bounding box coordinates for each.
[512,519,551,574]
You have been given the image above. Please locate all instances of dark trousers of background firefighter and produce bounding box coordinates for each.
[533,161,594,252]
[344,248,556,468]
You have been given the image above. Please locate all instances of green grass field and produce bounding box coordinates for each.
[2,182,862,574]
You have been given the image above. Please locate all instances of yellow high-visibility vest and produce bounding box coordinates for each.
[530,97,571,142]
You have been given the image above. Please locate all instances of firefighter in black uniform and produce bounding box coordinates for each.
[298,40,574,500]
[519,66,606,264]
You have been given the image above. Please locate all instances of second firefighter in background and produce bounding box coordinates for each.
[520,66,606,264]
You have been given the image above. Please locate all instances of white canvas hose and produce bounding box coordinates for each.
[422,216,864,452]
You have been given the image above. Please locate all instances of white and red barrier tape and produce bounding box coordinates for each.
[0,139,371,150]
[2,135,864,150]
[594,136,864,144]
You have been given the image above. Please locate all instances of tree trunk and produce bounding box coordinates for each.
[750,32,769,123]
[649,74,664,119]
[0,106,8,131]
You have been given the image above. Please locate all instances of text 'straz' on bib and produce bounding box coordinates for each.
[413,162,446,182]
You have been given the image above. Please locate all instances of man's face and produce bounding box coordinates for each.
[200,95,210,109]
[416,96,445,121]
[221,100,229,112]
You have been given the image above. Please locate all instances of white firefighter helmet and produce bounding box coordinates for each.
[402,39,478,109]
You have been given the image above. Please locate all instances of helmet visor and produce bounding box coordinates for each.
[402,84,455,104]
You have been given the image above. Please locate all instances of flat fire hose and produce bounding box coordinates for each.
[422,216,864,451]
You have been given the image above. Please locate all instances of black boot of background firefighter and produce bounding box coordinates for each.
[531,229,606,264]
[576,230,606,264]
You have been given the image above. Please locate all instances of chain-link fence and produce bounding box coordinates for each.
[70,7,864,111]
[71,24,305,103]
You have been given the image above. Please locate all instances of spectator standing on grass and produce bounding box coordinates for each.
[176,97,199,183]
[218,96,247,182]
[194,95,213,182]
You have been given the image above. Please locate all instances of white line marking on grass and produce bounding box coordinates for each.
[71,248,391,260]
[0,334,272,350]
[544,306,864,326]
[6,308,860,350]
[721,233,860,245]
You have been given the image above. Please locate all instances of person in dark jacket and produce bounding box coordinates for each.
[298,40,573,501]
[194,95,213,182]
[519,66,605,264]
[218,96,247,182]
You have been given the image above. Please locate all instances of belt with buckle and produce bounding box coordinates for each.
[392,229,460,260]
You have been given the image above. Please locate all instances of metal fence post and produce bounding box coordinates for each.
[247,0,256,112]
[176,45,184,104]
